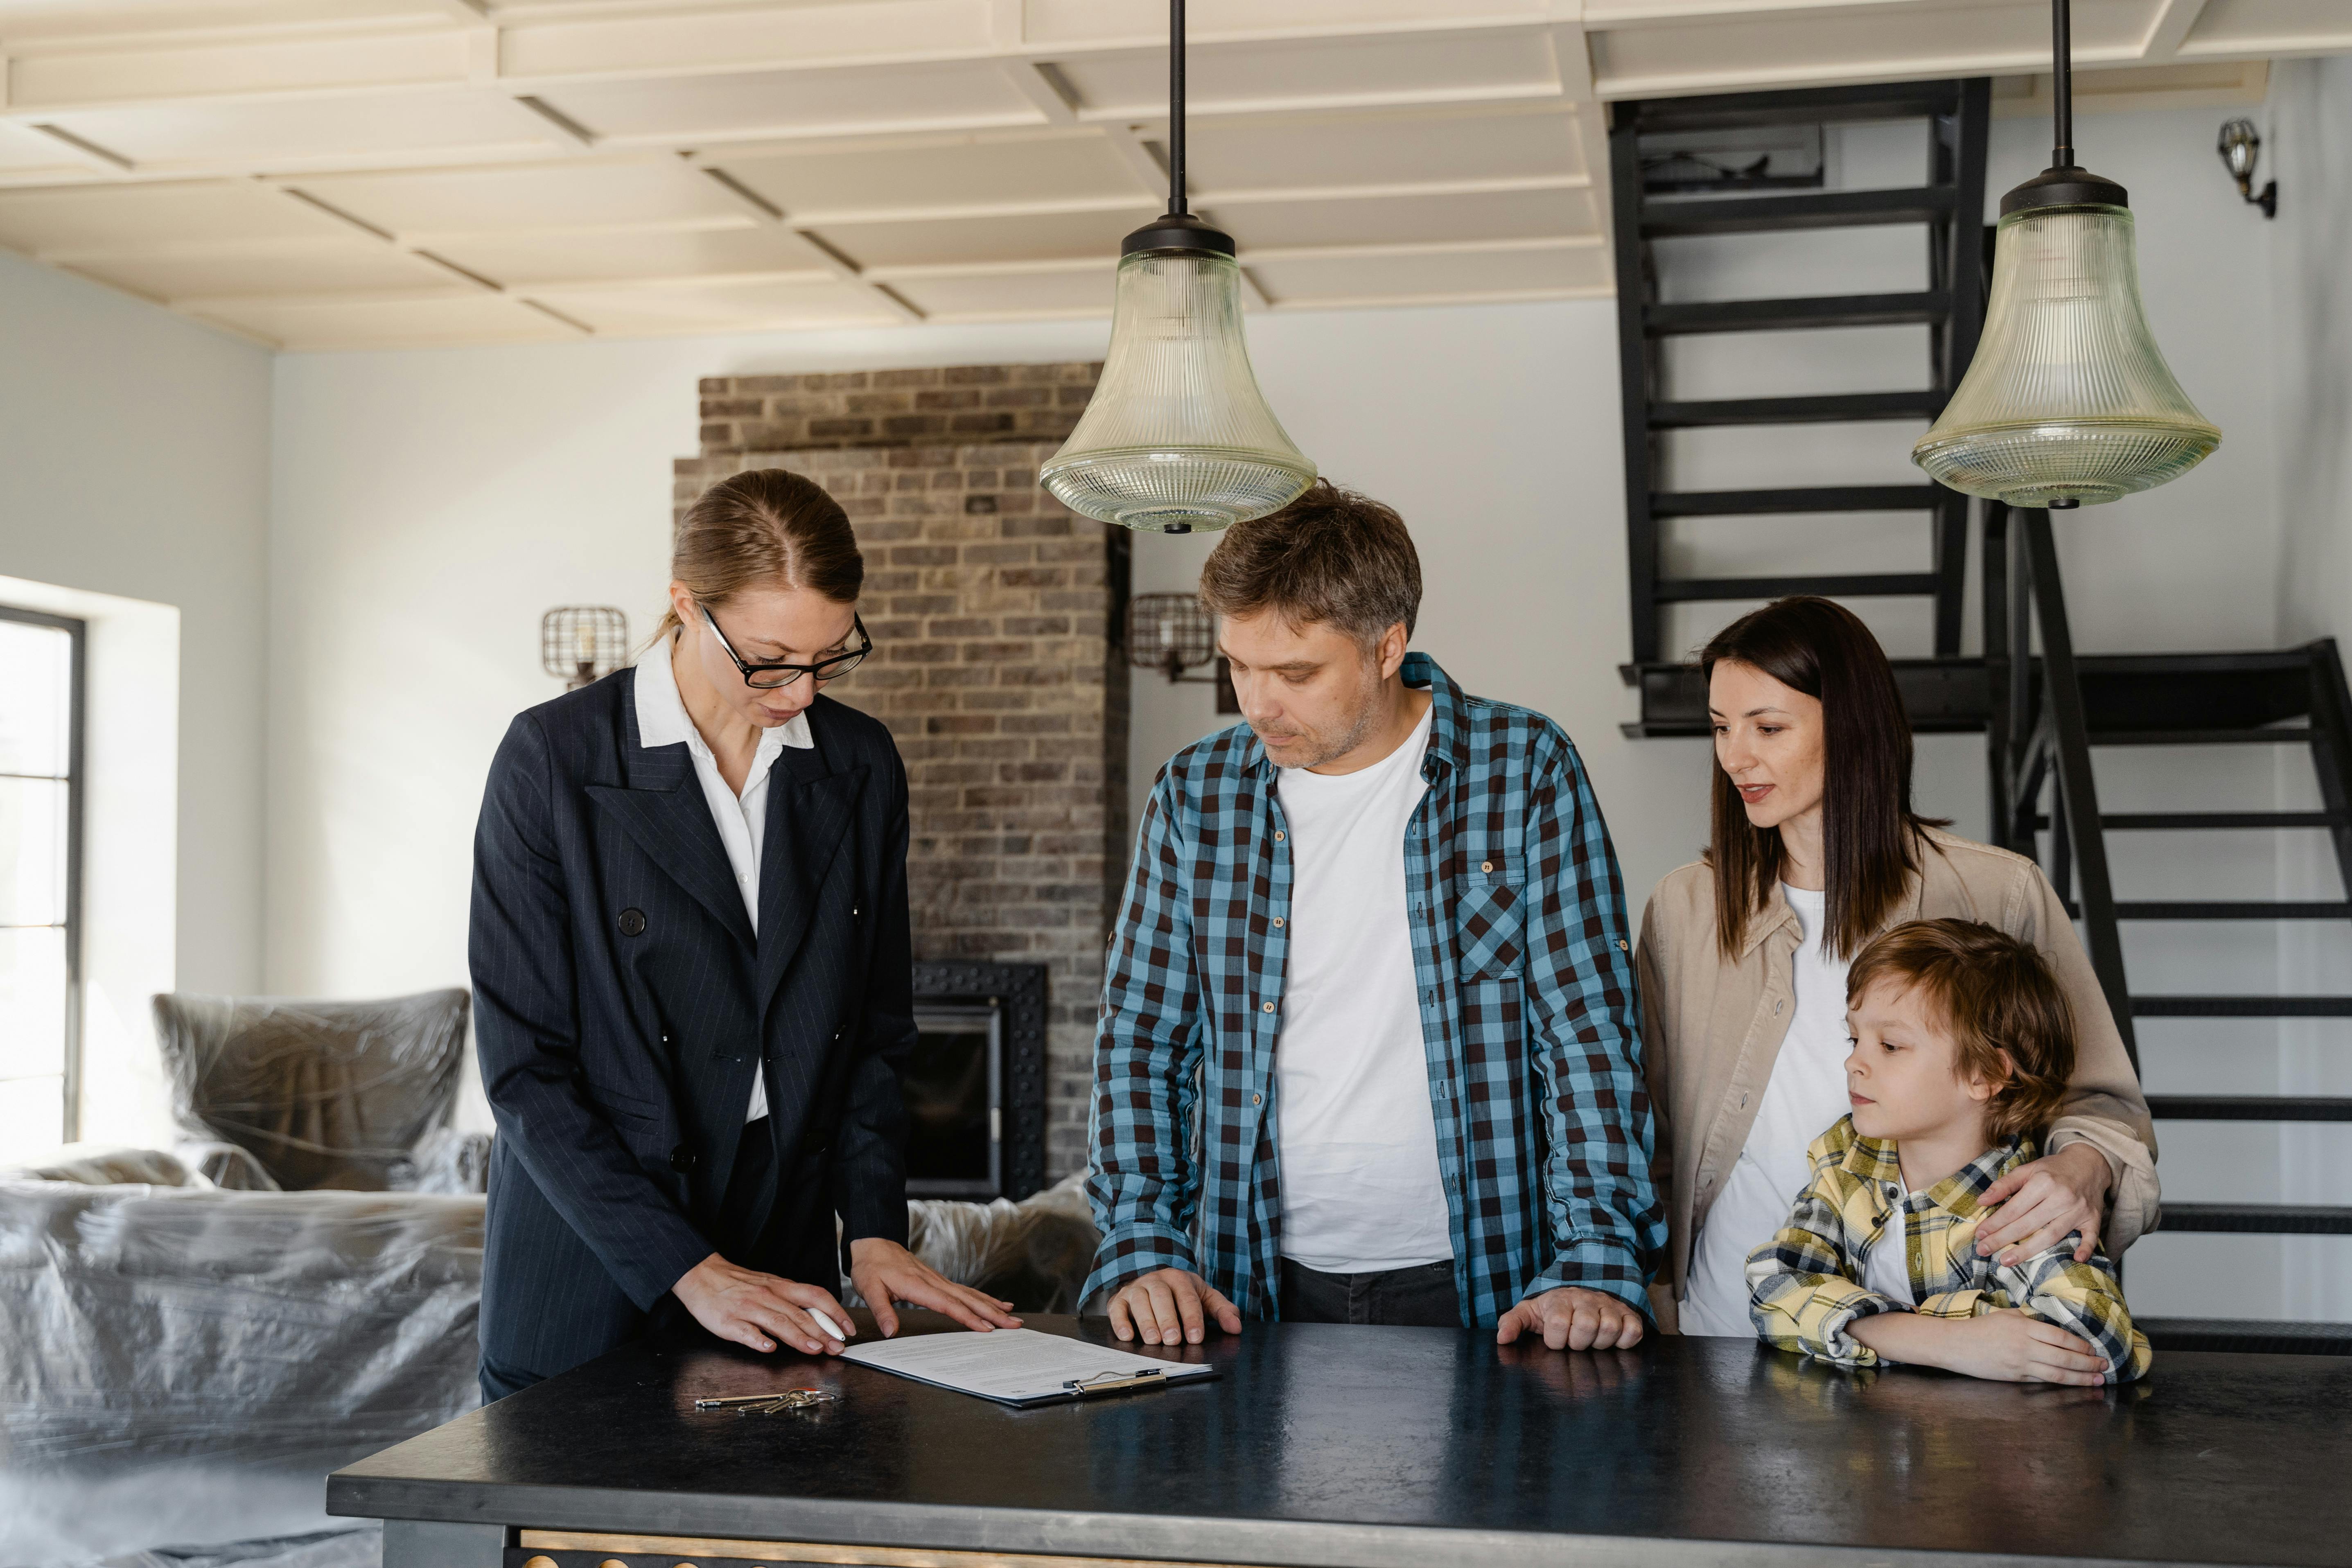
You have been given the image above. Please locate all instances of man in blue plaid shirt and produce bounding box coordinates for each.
[1087,483,1664,1350]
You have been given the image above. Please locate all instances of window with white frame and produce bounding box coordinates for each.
[0,605,83,1157]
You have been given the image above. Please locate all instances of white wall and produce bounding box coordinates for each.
[2266,54,2352,1321]
[0,253,271,1152]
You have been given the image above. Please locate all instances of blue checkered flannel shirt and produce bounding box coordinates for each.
[1084,653,1665,1327]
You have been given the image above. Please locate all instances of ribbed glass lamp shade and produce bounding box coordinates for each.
[1041,248,1315,533]
[1913,203,2219,507]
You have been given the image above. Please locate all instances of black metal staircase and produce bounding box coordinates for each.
[1984,504,2352,1356]
[1611,81,2352,1355]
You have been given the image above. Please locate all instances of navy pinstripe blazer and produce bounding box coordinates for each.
[469,668,915,1337]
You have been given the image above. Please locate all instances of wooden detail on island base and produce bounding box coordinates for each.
[514,1534,1247,1568]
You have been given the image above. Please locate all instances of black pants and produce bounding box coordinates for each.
[480,1119,790,1404]
[1278,1258,1460,1327]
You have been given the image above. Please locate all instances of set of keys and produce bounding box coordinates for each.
[693,1389,839,1417]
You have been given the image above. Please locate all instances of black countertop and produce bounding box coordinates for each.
[329,1314,2352,1568]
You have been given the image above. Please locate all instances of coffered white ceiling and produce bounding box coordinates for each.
[0,0,2330,350]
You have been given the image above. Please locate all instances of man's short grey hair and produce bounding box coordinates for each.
[1196,480,1422,647]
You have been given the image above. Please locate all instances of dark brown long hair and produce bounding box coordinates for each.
[655,468,864,641]
[1702,597,1941,960]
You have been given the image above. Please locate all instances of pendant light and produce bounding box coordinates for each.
[1039,0,1316,535]
[1912,0,2219,508]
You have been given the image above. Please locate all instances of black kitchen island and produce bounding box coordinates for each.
[328,1313,2351,1568]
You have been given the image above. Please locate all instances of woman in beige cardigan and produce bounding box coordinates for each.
[1639,598,2158,1336]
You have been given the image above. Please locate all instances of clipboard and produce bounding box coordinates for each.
[837,1328,1221,1408]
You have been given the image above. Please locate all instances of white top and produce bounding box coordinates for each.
[1271,705,1454,1275]
[1862,1183,1918,1307]
[1679,883,1856,1336]
[634,632,813,1124]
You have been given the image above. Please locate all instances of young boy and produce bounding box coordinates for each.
[1747,918,2152,1384]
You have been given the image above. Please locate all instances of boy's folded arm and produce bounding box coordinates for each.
[1745,1209,1903,1367]
[1999,1241,2154,1383]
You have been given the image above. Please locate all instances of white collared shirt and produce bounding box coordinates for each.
[634,632,814,1123]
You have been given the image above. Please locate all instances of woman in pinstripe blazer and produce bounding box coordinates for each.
[469,469,1019,1403]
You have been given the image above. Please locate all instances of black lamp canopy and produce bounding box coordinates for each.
[2002,0,2127,217]
[1120,1,1236,259]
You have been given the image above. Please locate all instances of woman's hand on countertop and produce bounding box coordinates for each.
[1974,1142,2113,1266]
[848,1236,1024,1338]
[673,1253,858,1356]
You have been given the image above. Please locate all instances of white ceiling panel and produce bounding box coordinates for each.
[813,203,1156,270]
[63,239,454,299]
[1212,185,1598,253]
[537,62,1039,145]
[41,89,559,172]
[0,178,350,255]
[712,131,1151,219]
[426,224,833,287]
[287,159,747,237]
[1183,105,1585,194]
[1052,31,1564,119]
[0,0,2315,347]
[2184,0,2352,53]
[885,264,1115,320]
[1247,241,1609,305]
[187,288,581,349]
[1591,2,2157,94]
[527,277,905,334]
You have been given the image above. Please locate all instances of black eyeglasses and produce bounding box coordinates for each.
[700,605,871,689]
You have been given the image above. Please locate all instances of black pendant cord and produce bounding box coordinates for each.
[1169,0,1187,216]
[2051,0,2074,168]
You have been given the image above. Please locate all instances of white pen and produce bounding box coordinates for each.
[808,1309,851,1343]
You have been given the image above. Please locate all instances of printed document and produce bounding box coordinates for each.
[839,1328,1216,1407]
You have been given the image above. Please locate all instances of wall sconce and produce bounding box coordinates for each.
[1125,593,1241,713]
[2217,119,2277,219]
[542,606,629,690]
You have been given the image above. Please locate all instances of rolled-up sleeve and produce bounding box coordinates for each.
[1517,741,1666,1316]
[1083,769,1206,1306]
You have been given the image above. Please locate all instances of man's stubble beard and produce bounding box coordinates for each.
[1282,662,1386,771]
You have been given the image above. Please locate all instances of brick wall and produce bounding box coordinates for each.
[677,364,1124,1178]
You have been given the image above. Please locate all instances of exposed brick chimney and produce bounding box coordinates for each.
[677,363,1126,1178]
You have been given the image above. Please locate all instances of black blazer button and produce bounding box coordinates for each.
[669,1143,696,1172]
[618,908,646,937]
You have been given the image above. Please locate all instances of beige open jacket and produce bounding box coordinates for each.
[1636,826,2160,1332]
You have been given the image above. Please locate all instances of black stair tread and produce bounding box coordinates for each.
[2033,811,2346,830]
[1640,185,1957,237]
[2153,1203,2352,1235]
[2088,727,2315,745]
[1643,291,1950,336]
[2148,1096,2352,1121]
[1650,485,1942,515]
[1655,573,1941,603]
[1620,656,1991,737]
[2100,901,2352,920]
[2133,996,2352,1018]
[1625,81,1968,135]
[1649,391,1946,427]
[2138,1318,2352,1356]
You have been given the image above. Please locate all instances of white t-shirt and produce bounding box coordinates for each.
[1679,883,1855,1335]
[1862,1186,1918,1307]
[634,634,813,1124]
[1271,705,1454,1275]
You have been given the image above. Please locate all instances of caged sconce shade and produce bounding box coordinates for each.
[1039,2,1315,535]
[1912,0,2219,509]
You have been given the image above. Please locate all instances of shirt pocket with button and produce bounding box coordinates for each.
[1454,874,1526,980]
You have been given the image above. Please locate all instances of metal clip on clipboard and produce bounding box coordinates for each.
[1063,1368,1168,1399]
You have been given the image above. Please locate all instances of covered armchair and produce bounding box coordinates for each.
[150,989,488,1194]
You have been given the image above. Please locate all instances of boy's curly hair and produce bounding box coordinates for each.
[1846,918,2075,1143]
